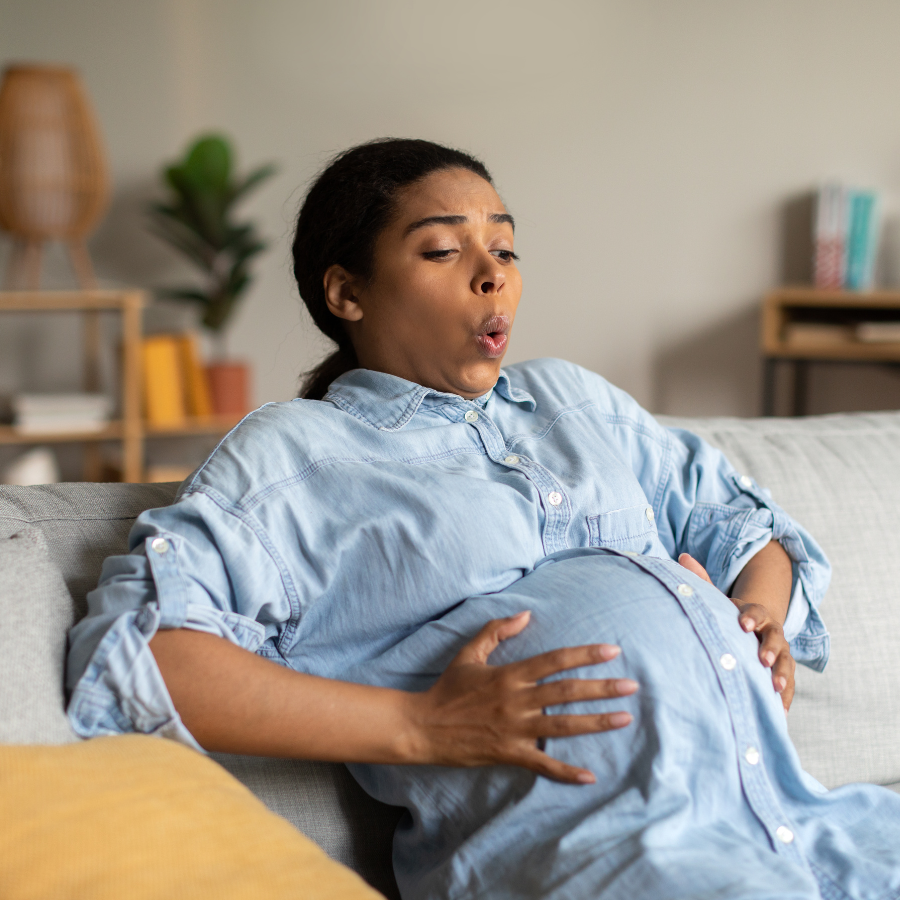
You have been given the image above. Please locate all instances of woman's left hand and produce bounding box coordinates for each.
[678,552,796,712]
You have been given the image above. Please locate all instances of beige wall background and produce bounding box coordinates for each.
[4,0,900,420]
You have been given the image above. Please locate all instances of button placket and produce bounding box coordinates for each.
[464,408,571,554]
[609,552,806,866]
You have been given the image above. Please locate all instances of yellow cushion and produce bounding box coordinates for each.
[0,735,383,900]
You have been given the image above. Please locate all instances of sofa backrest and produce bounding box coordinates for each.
[664,411,900,792]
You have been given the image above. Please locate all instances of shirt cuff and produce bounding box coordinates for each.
[67,601,265,746]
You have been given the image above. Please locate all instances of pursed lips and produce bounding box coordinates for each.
[475,314,511,358]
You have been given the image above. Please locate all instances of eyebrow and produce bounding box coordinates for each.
[404,213,515,236]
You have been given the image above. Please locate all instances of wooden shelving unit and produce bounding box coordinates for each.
[761,287,900,415]
[0,290,242,482]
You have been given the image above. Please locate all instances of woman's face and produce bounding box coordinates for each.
[325,167,522,398]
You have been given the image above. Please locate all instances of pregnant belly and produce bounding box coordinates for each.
[347,549,791,899]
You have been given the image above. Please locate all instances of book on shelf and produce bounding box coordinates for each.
[856,322,900,343]
[141,332,214,427]
[11,393,113,435]
[813,183,881,291]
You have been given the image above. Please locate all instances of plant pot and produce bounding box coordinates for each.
[206,361,251,417]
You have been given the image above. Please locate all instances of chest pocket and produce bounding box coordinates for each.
[587,504,658,554]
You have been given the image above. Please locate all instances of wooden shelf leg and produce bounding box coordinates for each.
[4,238,26,289]
[23,240,43,289]
[792,360,810,417]
[67,240,98,289]
[762,357,777,416]
[121,292,144,483]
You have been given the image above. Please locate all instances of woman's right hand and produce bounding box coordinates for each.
[403,611,638,785]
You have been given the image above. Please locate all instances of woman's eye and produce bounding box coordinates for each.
[423,249,456,260]
[491,249,519,262]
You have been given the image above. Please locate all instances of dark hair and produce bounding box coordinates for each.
[292,138,493,400]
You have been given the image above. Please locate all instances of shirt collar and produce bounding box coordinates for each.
[321,368,536,431]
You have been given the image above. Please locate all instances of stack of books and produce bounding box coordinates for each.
[813,183,881,290]
[12,394,113,435]
[141,332,213,427]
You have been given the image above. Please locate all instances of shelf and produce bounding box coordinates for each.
[768,341,900,362]
[0,422,126,445]
[145,415,243,437]
[767,286,900,308]
[0,290,143,312]
[762,287,900,360]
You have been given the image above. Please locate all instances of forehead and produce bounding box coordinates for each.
[393,168,506,224]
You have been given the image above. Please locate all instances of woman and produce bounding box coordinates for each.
[67,139,900,899]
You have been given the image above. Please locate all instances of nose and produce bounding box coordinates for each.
[471,252,506,296]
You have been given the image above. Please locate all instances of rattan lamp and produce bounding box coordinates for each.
[0,64,110,288]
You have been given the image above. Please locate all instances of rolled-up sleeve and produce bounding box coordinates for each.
[654,426,831,672]
[66,487,290,745]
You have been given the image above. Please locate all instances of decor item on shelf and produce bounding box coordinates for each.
[147,134,275,416]
[140,332,218,426]
[12,393,112,435]
[0,65,110,289]
[813,182,881,291]
[1,447,60,485]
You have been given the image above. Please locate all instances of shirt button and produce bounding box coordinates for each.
[623,550,639,556]
[740,475,753,488]
[503,455,520,465]
[645,506,655,523]
[547,491,563,507]
[775,826,794,844]
[677,583,693,596]
[720,653,737,671]
[744,746,760,765]
[464,410,479,423]
[151,537,169,555]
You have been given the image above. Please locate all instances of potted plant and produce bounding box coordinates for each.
[148,134,275,415]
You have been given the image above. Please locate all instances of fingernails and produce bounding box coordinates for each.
[774,676,787,692]
[576,772,596,784]
[512,611,530,620]
[763,651,776,666]
[608,712,632,727]
[741,618,756,631]
[615,678,639,695]
[594,644,621,661]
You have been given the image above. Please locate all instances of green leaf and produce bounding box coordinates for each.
[226,163,277,206]
[184,135,232,193]
[157,287,211,306]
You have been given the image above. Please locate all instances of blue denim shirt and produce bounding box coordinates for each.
[66,358,830,745]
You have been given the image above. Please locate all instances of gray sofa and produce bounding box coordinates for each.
[3,410,900,898]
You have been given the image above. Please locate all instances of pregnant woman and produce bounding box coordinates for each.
[68,139,900,898]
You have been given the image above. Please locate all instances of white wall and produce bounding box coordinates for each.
[4,0,900,419]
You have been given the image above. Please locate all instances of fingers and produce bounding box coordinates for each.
[506,745,597,784]
[514,643,622,682]
[525,710,633,739]
[529,677,638,710]
[736,602,796,710]
[454,612,531,665]
[678,553,713,584]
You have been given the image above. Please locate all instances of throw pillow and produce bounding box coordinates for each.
[0,525,78,744]
[0,734,382,899]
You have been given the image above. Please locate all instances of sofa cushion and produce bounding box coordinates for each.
[664,411,900,789]
[0,526,77,744]
[0,734,382,900]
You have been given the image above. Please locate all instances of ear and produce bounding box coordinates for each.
[323,265,365,323]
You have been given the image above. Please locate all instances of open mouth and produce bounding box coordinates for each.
[475,315,511,358]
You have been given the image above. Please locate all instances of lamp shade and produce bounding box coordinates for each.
[0,65,109,240]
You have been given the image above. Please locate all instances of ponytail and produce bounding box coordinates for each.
[299,345,358,401]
